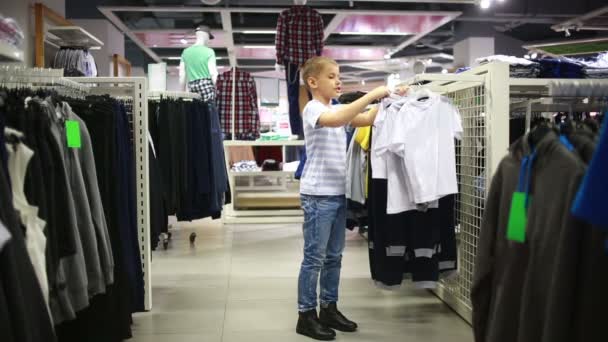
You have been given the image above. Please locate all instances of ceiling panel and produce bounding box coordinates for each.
[117,11,222,30]
[136,32,230,48]
[237,59,277,66]
[233,33,276,45]
[325,33,410,46]
[336,14,453,35]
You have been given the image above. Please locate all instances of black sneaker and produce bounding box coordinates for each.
[296,309,336,341]
[319,303,358,332]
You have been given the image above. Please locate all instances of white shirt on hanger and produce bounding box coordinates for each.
[0,220,11,252]
[373,97,436,213]
[386,91,462,204]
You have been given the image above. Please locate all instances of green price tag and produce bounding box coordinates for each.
[507,192,528,243]
[65,120,81,148]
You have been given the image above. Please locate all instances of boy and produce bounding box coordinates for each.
[296,56,401,341]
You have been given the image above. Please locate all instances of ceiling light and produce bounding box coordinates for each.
[180,39,188,45]
[480,0,491,9]
[243,45,274,49]
[165,57,182,60]
[361,80,366,85]
[524,54,530,59]
[153,44,158,48]
[531,52,538,59]
[427,58,433,65]
[242,30,276,34]
[442,69,448,74]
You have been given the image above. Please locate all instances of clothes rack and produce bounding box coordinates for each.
[66,77,151,311]
[395,61,608,324]
[0,66,91,94]
[148,90,201,100]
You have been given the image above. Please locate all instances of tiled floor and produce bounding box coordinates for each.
[131,219,473,342]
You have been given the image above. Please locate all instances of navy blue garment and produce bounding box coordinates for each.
[208,102,229,213]
[114,102,145,312]
[295,146,307,180]
[176,101,227,221]
[537,58,585,79]
[573,119,608,228]
[285,61,303,136]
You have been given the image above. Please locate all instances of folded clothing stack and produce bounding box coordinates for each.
[0,15,24,48]
[536,58,586,79]
[231,160,261,172]
[580,52,608,79]
[476,55,540,78]
[257,132,292,141]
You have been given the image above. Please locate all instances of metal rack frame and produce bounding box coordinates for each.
[148,90,201,100]
[401,62,510,323]
[67,77,152,311]
[402,62,608,324]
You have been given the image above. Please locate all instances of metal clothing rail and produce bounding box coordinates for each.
[0,66,91,94]
[67,77,152,311]
[148,90,201,100]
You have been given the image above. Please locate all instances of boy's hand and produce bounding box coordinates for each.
[394,85,410,96]
[368,86,391,100]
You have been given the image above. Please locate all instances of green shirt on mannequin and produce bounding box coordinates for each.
[181,45,216,82]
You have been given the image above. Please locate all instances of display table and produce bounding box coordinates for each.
[223,140,305,224]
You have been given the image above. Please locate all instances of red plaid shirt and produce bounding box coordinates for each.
[216,68,260,140]
[275,5,324,67]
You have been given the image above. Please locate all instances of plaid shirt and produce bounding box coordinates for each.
[216,68,260,140]
[188,78,216,103]
[275,5,324,67]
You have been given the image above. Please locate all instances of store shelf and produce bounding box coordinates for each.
[0,42,24,62]
[46,26,104,49]
[223,140,305,147]
[236,191,301,209]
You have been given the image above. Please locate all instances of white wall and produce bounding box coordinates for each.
[166,73,182,91]
[454,37,495,68]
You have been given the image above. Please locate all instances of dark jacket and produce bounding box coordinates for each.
[471,131,608,342]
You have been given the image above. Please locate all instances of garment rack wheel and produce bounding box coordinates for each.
[189,232,197,245]
[160,233,170,250]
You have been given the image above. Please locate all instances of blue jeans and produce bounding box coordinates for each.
[285,61,303,136]
[298,195,347,312]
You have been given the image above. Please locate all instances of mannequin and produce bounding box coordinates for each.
[275,0,323,138]
[179,26,219,102]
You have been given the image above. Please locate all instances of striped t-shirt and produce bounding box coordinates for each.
[300,99,347,196]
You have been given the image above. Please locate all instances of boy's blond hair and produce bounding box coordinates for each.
[301,56,338,90]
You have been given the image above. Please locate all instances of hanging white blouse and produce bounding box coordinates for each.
[6,139,49,307]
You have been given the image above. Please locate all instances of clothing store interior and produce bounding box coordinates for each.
[1,0,608,341]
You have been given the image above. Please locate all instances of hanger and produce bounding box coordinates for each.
[528,121,552,149]
[4,127,25,147]
[414,88,433,101]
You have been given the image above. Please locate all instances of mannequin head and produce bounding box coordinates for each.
[195,31,210,46]
[194,25,214,46]
[294,0,307,5]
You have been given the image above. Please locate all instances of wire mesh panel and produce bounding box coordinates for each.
[434,84,487,323]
